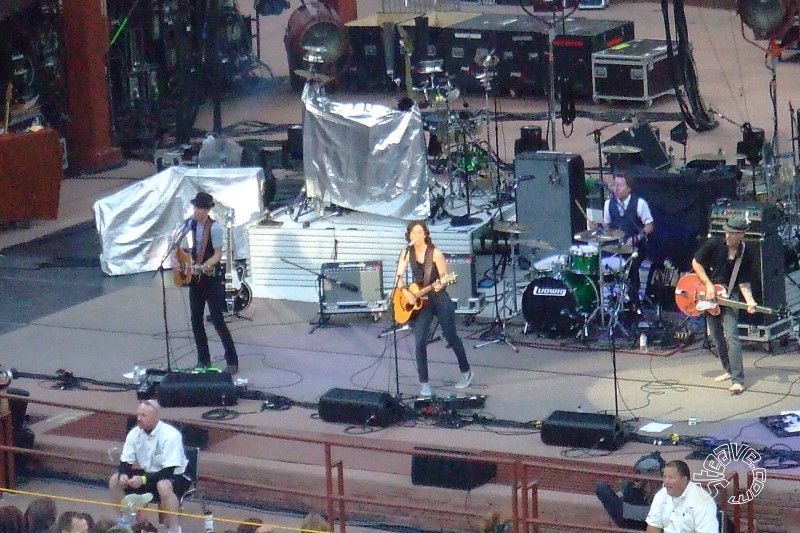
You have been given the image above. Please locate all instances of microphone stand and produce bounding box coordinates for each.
[155,222,191,373]
[280,258,359,334]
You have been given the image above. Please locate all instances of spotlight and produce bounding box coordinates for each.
[284,2,347,66]
[738,0,797,40]
[669,121,687,146]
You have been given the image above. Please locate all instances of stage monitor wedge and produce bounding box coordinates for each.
[540,410,625,451]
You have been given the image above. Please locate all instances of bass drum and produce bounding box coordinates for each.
[522,272,598,337]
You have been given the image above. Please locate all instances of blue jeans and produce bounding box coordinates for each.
[706,306,744,385]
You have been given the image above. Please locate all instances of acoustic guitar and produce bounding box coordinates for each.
[674,273,785,317]
[392,273,457,324]
[173,247,203,287]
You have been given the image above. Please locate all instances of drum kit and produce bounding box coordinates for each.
[517,226,638,340]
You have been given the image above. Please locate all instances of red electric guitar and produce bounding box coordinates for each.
[674,273,785,317]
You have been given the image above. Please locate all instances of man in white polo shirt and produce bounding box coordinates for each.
[646,460,718,533]
[109,400,189,533]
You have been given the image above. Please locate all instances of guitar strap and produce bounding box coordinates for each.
[422,245,435,288]
[195,219,213,267]
[727,241,745,298]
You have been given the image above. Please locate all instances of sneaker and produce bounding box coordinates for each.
[714,372,731,382]
[225,364,239,375]
[420,383,432,397]
[121,492,153,511]
[454,369,474,389]
[729,383,744,395]
[193,364,210,373]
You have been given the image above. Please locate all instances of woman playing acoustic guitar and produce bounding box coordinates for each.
[394,221,473,397]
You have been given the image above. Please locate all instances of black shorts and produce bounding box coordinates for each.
[125,471,191,501]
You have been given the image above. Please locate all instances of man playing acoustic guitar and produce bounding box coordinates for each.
[394,221,472,397]
[691,216,757,395]
[175,192,239,375]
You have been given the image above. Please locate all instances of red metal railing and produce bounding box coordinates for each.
[0,394,769,532]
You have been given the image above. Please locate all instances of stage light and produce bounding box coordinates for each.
[738,0,797,39]
[284,1,347,66]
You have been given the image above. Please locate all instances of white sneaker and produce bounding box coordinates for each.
[120,492,153,512]
[714,372,731,382]
[455,369,474,389]
[420,383,432,397]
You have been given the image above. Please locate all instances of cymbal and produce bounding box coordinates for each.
[494,221,529,234]
[602,243,634,255]
[602,144,642,154]
[418,59,444,74]
[293,69,332,84]
[692,153,746,166]
[515,238,555,251]
[574,228,625,242]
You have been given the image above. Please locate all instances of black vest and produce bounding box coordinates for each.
[609,195,643,239]
[190,219,216,263]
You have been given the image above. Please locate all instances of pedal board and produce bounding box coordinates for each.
[414,394,487,412]
[136,369,168,400]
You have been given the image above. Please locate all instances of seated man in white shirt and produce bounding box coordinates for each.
[646,460,718,533]
[109,400,189,533]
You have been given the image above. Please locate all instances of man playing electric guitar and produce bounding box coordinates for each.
[691,216,758,395]
[394,221,473,398]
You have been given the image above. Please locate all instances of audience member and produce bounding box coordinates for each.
[237,517,265,533]
[300,513,330,533]
[56,511,91,533]
[645,460,718,533]
[596,452,664,530]
[132,521,159,533]
[0,505,26,533]
[109,399,189,533]
[93,518,117,533]
[25,497,57,533]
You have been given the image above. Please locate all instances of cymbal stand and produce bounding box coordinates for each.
[474,217,518,352]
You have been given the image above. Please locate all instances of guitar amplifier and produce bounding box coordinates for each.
[321,261,387,314]
[445,254,485,315]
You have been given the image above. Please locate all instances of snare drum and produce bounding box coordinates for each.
[522,272,599,337]
[569,244,600,276]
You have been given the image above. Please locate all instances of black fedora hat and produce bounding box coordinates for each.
[190,191,214,209]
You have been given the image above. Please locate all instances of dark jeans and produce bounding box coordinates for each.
[189,275,238,367]
[413,290,469,383]
[595,482,647,531]
[706,306,744,385]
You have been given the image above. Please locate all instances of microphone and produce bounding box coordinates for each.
[407,237,421,250]
[340,281,359,293]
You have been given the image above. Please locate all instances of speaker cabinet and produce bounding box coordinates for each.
[157,372,238,408]
[515,152,585,258]
[318,388,403,427]
[445,254,478,300]
[411,452,496,489]
[540,410,625,451]
[321,261,384,313]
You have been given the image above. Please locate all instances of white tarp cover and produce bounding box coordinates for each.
[302,84,430,219]
[93,166,263,276]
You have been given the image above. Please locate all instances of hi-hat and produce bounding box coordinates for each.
[418,59,444,74]
[602,243,634,255]
[515,238,555,250]
[574,228,625,242]
[494,221,529,234]
[294,69,332,84]
[602,145,642,154]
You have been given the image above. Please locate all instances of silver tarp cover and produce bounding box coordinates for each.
[93,167,263,276]
[302,85,430,219]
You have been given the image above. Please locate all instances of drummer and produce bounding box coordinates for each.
[599,171,654,311]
